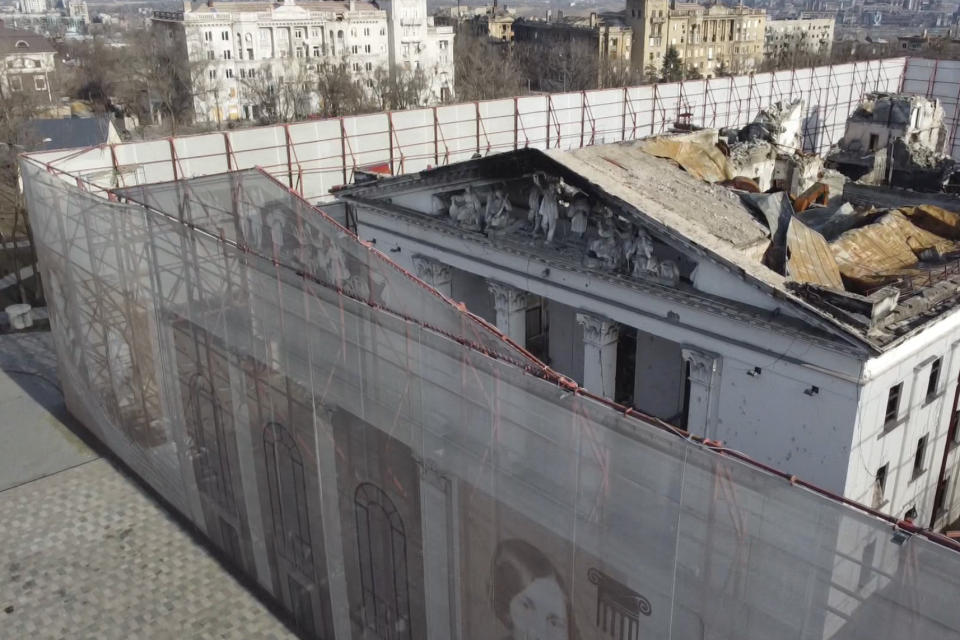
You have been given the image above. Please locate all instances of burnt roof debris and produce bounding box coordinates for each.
[337,111,960,352]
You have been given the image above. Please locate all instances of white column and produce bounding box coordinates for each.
[412,254,453,298]
[681,347,721,438]
[577,312,619,399]
[488,281,527,346]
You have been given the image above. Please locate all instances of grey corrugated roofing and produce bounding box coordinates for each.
[22,118,112,151]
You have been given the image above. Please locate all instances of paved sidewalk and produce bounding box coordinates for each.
[0,332,298,640]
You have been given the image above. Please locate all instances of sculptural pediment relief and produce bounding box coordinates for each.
[429,172,686,287]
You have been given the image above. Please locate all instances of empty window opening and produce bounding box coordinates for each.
[884,383,902,426]
[914,435,928,477]
[927,358,942,399]
[874,464,888,507]
[525,296,549,363]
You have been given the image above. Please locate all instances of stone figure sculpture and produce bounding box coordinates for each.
[537,179,560,244]
[568,194,590,239]
[449,186,483,230]
[528,174,544,229]
[484,184,513,231]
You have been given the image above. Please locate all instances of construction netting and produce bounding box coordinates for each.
[21,158,960,640]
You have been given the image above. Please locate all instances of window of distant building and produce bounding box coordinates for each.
[364,44,370,53]
[221,30,229,40]
[34,75,45,91]
[9,76,21,91]
[208,69,217,80]
[204,31,212,42]
[225,68,234,78]
[224,50,231,59]
[15,40,28,48]
[352,44,358,54]
[207,50,215,60]
[295,28,303,39]
[365,61,372,71]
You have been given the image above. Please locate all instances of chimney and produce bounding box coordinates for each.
[206,0,213,7]
[590,11,597,28]
[546,8,551,21]
[349,0,355,9]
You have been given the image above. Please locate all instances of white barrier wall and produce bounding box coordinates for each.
[31,58,907,202]
[901,58,960,160]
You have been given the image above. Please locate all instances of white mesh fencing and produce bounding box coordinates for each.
[27,58,906,202]
[21,157,960,640]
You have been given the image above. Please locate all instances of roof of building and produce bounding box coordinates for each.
[335,141,960,353]
[22,117,114,151]
[0,26,54,54]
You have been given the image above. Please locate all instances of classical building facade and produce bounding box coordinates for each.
[153,0,454,123]
[627,0,766,77]
[335,139,960,534]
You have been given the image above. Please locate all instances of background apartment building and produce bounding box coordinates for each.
[154,0,453,124]
[765,15,836,65]
[0,26,55,104]
[627,0,766,77]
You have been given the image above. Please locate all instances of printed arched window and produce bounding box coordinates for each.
[263,421,314,573]
[354,482,412,639]
[15,40,28,48]
[187,373,236,512]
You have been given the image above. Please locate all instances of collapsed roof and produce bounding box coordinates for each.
[335,139,960,355]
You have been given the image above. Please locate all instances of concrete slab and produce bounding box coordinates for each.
[0,331,297,640]
[0,332,97,492]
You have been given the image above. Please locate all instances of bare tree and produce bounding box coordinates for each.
[598,57,638,89]
[123,27,206,135]
[0,88,45,303]
[516,39,598,93]
[240,63,282,124]
[454,30,525,100]
[370,64,430,111]
[276,59,316,121]
[316,59,369,118]
[62,37,125,111]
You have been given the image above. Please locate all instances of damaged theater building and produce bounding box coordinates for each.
[21,58,960,639]
[336,100,960,532]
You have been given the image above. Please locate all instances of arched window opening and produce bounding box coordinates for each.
[187,372,236,512]
[354,482,412,639]
[264,421,314,573]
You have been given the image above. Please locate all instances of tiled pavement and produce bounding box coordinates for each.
[0,332,298,640]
